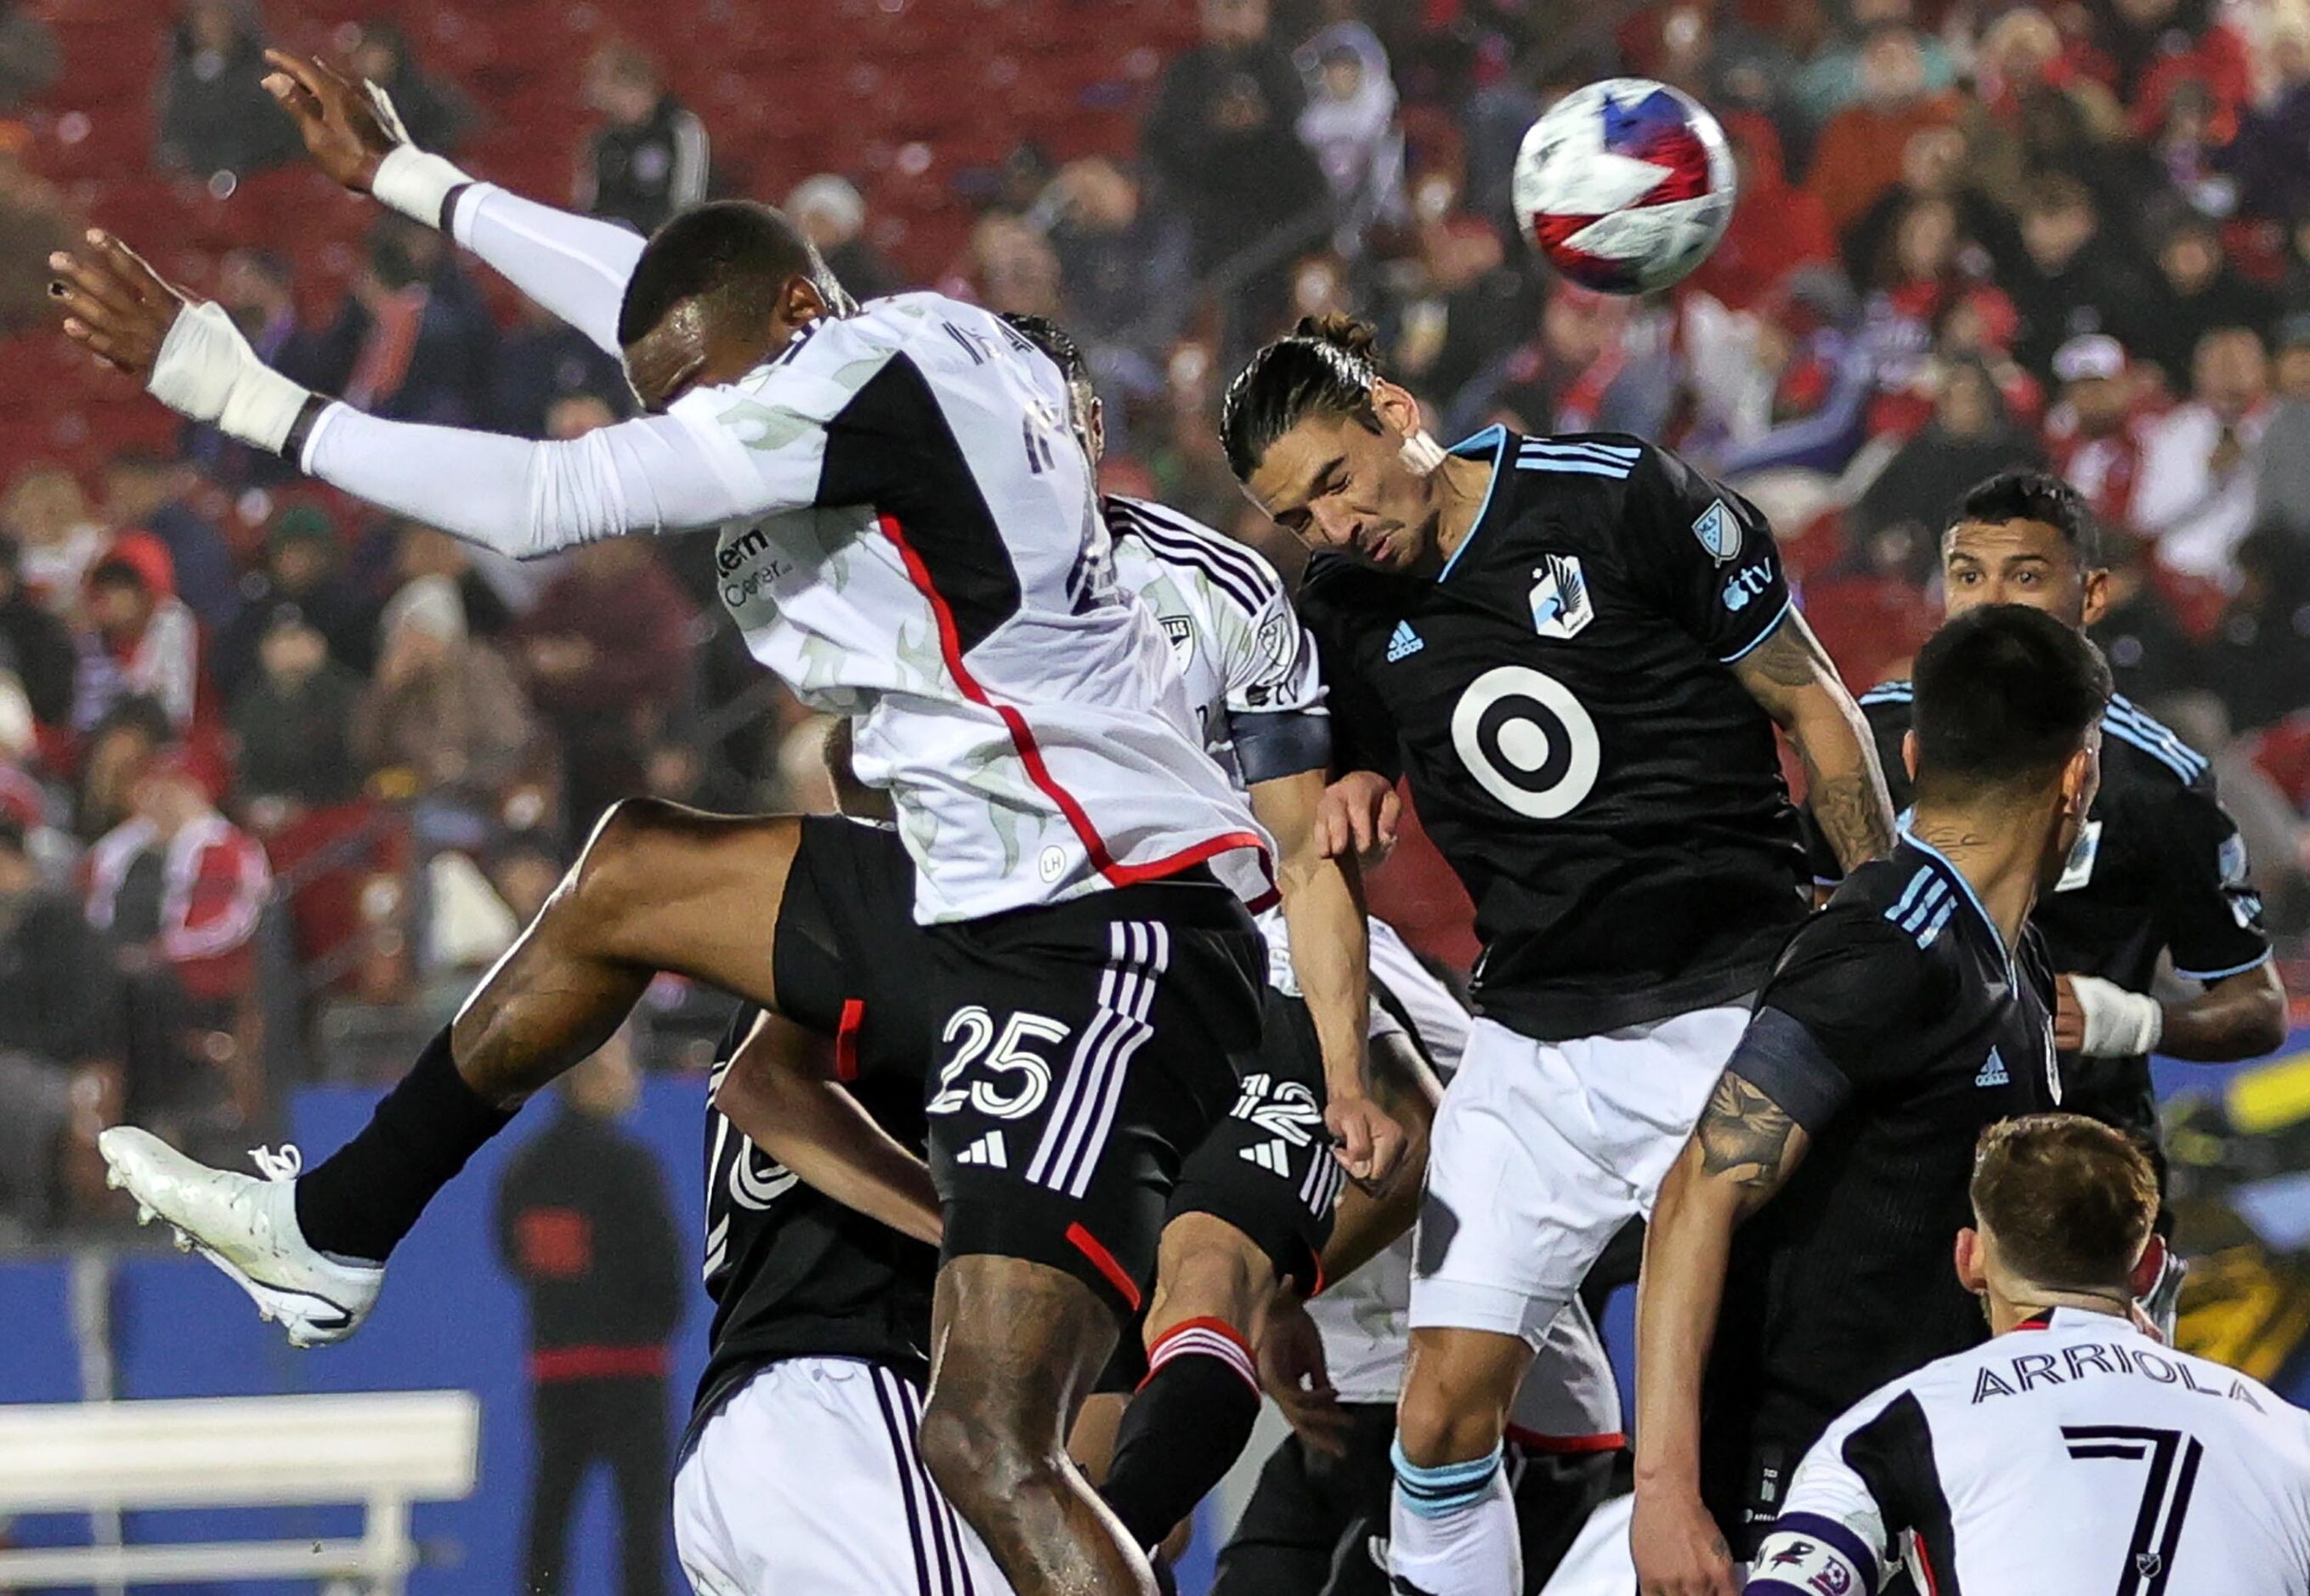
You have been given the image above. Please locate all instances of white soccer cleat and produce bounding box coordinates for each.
[99,1128,382,1348]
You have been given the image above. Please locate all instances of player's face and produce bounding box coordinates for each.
[1941,518,2109,628]
[1244,393,1435,573]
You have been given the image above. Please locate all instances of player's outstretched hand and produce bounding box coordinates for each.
[1328,1091,1407,1187]
[51,231,185,378]
[1255,1294,1350,1457]
[1631,1487,1740,1596]
[1317,769,1400,868]
[260,49,403,194]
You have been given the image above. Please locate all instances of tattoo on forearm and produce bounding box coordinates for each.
[1811,768,1896,870]
[1741,625,1819,688]
[1696,1073,1798,1192]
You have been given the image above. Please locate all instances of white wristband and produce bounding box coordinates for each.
[2067,974,2165,1058]
[149,300,311,456]
[371,142,473,229]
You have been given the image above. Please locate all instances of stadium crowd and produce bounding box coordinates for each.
[2,0,2309,1241]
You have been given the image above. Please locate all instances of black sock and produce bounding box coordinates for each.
[293,1026,515,1263]
[1100,1317,1263,1550]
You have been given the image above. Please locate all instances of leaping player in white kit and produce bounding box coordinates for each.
[55,54,1404,1596]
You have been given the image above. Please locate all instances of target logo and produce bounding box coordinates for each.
[1451,665,1601,818]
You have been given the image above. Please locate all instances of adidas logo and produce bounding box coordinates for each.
[955,1130,1008,1169]
[1239,1140,1292,1177]
[1386,621,1424,662]
[1975,1050,2009,1089]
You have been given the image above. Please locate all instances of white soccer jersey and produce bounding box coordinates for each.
[1751,1307,2310,1596]
[294,184,1269,925]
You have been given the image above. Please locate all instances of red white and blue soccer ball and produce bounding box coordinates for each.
[1512,77,1736,296]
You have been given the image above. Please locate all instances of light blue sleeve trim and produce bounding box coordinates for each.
[1719,592,1796,664]
[2173,949,2275,982]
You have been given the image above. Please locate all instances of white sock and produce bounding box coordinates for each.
[1389,1438,1523,1595]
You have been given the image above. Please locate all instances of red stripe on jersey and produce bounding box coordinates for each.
[875,512,1272,894]
[834,998,864,1082]
[1504,1424,1628,1454]
[1916,1541,1941,1596]
[1065,1220,1142,1310]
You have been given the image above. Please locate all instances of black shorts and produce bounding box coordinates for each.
[1171,984,1343,1294]
[771,815,938,1082]
[925,872,1265,1322]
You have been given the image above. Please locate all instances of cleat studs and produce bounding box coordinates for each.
[135,1203,154,1224]
[105,1168,123,1189]
[171,1227,190,1252]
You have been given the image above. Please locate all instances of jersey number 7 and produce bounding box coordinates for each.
[2062,1425,2205,1593]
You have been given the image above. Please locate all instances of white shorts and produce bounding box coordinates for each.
[1410,1005,1748,1346]
[674,1356,1013,1596]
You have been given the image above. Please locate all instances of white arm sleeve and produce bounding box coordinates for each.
[451,184,647,357]
[299,388,812,559]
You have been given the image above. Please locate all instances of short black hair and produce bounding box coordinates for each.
[87,555,148,594]
[615,201,847,348]
[1948,467,2100,566]
[999,312,1087,391]
[1912,603,2110,792]
[1220,314,1385,481]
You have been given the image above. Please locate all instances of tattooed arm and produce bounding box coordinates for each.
[1630,1068,1815,1596]
[1732,610,1896,873]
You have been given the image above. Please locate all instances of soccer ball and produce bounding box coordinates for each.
[1511,78,1736,296]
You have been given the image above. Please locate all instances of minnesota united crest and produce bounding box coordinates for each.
[1528,555,1595,642]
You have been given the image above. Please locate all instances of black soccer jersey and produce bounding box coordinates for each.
[1297,427,1809,1040]
[1701,836,2061,1553]
[1804,683,2271,1146]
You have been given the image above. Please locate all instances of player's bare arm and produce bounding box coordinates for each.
[1311,1028,1440,1285]
[1250,766,1403,1185]
[260,50,398,193]
[1632,1067,1813,1596]
[2057,959,2287,1061]
[1730,610,1896,873]
[1315,767,1400,867]
[716,1009,943,1248]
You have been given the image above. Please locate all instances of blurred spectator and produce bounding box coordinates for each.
[1962,7,2127,214]
[0,2,59,114]
[1041,157,1194,393]
[786,174,898,302]
[518,540,694,840]
[154,0,300,178]
[577,42,709,235]
[1686,112,1836,313]
[71,555,198,734]
[326,215,496,426]
[2256,316,2310,540]
[2200,529,2310,731]
[495,1034,680,1596]
[213,507,371,699]
[2086,0,2252,145]
[1147,340,1243,530]
[1851,358,2046,574]
[1838,124,2009,303]
[353,575,541,851]
[1386,176,1530,410]
[85,746,269,1015]
[1142,0,1329,325]
[1803,23,1962,235]
[2,465,105,615]
[1448,283,1678,440]
[388,520,519,639]
[2129,212,2279,384]
[491,296,631,439]
[2000,176,2149,381]
[229,607,365,823]
[487,832,564,925]
[2092,530,2202,703]
[0,814,119,1236]
[1701,267,1875,480]
[101,450,235,632]
[2133,325,2272,586]
[1294,21,1407,258]
[967,212,1063,319]
[0,538,76,729]
[0,148,77,334]
[2043,334,2147,529]
[347,19,476,155]
[2229,25,2310,226]
[1792,0,1958,129]
[73,696,170,843]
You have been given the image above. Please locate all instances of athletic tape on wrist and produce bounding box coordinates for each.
[149,301,311,455]
[371,143,474,229]
[2069,975,2163,1057]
